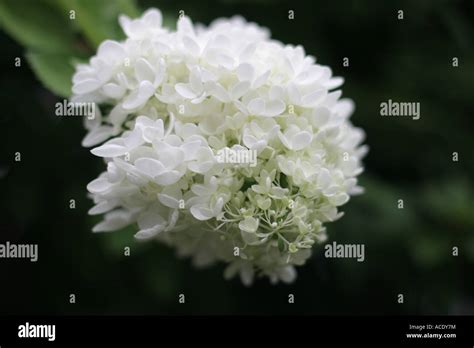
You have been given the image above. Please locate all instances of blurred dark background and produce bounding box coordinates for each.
[0,0,473,315]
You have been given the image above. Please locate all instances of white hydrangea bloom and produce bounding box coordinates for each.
[73,8,368,285]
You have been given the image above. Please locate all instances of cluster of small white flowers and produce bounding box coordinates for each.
[72,8,367,285]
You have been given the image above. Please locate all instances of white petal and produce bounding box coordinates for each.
[102,83,126,99]
[191,183,209,196]
[90,141,128,157]
[122,81,155,110]
[134,228,161,240]
[209,83,230,102]
[87,177,113,193]
[183,35,200,56]
[123,129,144,149]
[277,132,292,150]
[247,98,265,115]
[154,171,182,185]
[134,158,165,177]
[177,15,194,35]
[135,115,154,128]
[135,211,166,239]
[279,266,296,283]
[157,193,178,208]
[236,63,254,81]
[239,42,257,61]
[231,81,250,100]
[301,89,326,107]
[107,162,124,183]
[88,200,116,215]
[190,205,214,221]
[240,264,254,286]
[325,77,344,90]
[200,68,217,82]
[241,230,259,245]
[216,54,234,69]
[324,90,342,106]
[287,83,301,104]
[330,193,350,206]
[239,216,259,233]
[253,70,270,88]
[189,67,203,94]
[291,131,312,150]
[143,8,163,27]
[224,262,240,280]
[138,211,166,230]
[263,99,285,117]
[334,98,355,118]
[188,160,214,174]
[243,134,257,148]
[109,105,128,128]
[234,100,248,114]
[81,126,113,147]
[312,107,331,127]
[269,85,285,100]
[142,124,165,143]
[118,15,132,35]
[175,83,197,99]
[83,105,101,130]
[97,40,126,63]
[92,210,130,232]
[72,79,101,94]
[160,147,184,169]
[180,140,201,160]
[213,197,224,215]
[135,58,155,83]
[295,65,323,84]
[317,168,331,190]
[191,94,206,104]
[158,187,182,208]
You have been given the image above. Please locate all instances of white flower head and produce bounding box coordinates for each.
[74,8,367,285]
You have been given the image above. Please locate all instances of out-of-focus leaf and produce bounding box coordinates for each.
[162,12,178,30]
[26,52,75,98]
[423,177,474,228]
[0,0,76,53]
[98,223,150,258]
[0,0,141,97]
[56,0,140,48]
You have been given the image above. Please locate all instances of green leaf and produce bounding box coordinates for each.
[26,52,75,98]
[0,0,77,53]
[1,0,141,97]
[162,11,178,31]
[56,0,140,48]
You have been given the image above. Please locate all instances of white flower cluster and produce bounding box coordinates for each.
[72,8,367,285]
